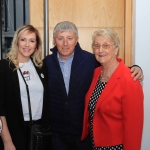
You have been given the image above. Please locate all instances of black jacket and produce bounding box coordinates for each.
[0,58,49,150]
[44,43,99,136]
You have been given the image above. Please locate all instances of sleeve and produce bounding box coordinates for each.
[41,59,50,128]
[129,65,142,71]
[0,60,7,116]
[42,58,48,83]
[122,77,144,150]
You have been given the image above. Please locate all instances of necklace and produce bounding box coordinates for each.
[100,73,110,81]
[100,62,119,81]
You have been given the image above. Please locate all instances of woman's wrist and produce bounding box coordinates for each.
[2,135,13,145]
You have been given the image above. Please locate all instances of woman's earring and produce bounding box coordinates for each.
[34,48,38,52]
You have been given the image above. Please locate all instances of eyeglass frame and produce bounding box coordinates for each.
[92,43,115,49]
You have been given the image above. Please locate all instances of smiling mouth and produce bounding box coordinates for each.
[23,48,31,52]
[62,48,69,51]
[99,54,106,57]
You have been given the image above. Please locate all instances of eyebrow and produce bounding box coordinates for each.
[20,37,36,40]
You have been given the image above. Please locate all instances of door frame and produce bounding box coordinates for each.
[125,0,132,66]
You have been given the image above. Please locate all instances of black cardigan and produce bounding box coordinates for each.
[0,58,49,150]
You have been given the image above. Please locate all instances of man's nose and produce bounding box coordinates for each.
[63,39,68,45]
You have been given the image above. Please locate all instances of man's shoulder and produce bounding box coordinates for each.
[81,49,94,55]
[44,54,54,61]
[79,49,95,59]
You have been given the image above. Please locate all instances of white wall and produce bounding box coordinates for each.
[133,0,150,149]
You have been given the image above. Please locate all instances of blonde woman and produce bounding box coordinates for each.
[0,25,49,150]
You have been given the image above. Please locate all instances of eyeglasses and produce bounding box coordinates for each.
[93,43,115,49]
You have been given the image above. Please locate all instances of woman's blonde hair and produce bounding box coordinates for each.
[6,24,43,69]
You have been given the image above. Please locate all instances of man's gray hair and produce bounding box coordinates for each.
[53,21,78,37]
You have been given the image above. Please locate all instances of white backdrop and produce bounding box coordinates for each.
[133,0,150,149]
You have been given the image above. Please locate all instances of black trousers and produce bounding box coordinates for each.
[50,132,92,150]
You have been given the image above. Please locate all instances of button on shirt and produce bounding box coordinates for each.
[57,52,74,95]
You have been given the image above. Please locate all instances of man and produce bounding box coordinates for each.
[44,21,143,150]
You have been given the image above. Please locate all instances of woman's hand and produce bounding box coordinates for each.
[4,140,16,150]
[130,66,144,82]
[0,117,16,150]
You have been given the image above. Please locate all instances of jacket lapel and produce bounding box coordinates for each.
[11,64,25,122]
[68,44,85,96]
[32,61,44,85]
[51,47,68,97]
[95,60,123,112]
[31,58,48,88]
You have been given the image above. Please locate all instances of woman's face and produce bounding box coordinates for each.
[17,30,37,62]
[93,36,118,65]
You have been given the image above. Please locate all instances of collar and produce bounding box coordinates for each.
[57,51,74,63]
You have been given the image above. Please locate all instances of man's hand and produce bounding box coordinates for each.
[130,66,144,82]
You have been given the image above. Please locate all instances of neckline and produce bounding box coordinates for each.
[100,62,119,82]
[19,59,32,67]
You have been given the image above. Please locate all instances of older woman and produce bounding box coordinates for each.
[0,25,49,150]
[81,28,144,150]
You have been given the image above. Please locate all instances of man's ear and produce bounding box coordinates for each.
[76,37,79,45]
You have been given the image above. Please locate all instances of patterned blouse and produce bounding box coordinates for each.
[88,77,123,150]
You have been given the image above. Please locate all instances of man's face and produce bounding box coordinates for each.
[53,30,78,61]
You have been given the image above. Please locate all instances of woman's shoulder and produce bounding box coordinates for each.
[93,66,102,78]
[119,63,141,86]
[0,58,15,70]
[0,58,9,61]
[94,66,102,72]
[0,58,9,66]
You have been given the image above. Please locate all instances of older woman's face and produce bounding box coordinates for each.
[93,36,118,65]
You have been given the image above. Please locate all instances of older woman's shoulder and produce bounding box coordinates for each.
[120,64,141,86]
[94,66,102,75]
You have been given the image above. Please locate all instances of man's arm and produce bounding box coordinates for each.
[130,65,144,82]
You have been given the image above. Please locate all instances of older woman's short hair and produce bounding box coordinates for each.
[53,21,78,37]
[92,28,120,48]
